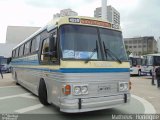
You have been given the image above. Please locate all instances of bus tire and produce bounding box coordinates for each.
[38,79,49,105]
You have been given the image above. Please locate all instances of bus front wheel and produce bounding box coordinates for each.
[38,79,49,105]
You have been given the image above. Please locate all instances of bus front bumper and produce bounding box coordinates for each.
[60,93,130,113]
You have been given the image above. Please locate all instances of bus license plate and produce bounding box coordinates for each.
[98,85,111,92]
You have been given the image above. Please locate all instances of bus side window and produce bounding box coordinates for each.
[41,38,50,63]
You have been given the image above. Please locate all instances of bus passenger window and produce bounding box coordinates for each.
[41,38,50,63]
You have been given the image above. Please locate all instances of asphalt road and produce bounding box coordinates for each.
[0,74,159,120]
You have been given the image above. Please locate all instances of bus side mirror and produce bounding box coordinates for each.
[49,34,56,57]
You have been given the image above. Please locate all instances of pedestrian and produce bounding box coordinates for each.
[155,66,160,88]
[151,66,156,85]
[0,65,3,79]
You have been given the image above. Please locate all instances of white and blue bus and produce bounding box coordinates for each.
[129,56,143,76]
[141,54,160,76]
[11,16,131,113]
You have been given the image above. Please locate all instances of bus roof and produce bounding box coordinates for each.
[13,16,121,50]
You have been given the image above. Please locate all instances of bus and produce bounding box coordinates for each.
[129,56,142,76]
[11,16,131,113]
[141,54,160,76]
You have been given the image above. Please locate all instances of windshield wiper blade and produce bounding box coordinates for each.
[85,40,98,63]
[103,41,122,64]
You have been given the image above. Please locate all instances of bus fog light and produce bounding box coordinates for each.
[74,86,81,95]
[81,86,88,94]
[119,82,129,91]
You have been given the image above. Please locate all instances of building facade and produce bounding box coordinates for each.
[124,36,158,56]
[0,26,40,57]
[94,5,120,25]
[53,8,78,18]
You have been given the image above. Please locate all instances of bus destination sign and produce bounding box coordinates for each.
[69,18,111,28]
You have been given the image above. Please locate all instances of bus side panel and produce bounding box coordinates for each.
[43,71,63,106]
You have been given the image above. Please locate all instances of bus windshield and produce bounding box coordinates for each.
[154,56,160,66]
[60,24,127,61]
[130,57,142,66]
[99,28,127,61]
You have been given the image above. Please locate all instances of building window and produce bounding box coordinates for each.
[134,46,137,48]
[138,40,142,43]
[133,40,137,44]
[124,41,128,44]
[138,45,141,48]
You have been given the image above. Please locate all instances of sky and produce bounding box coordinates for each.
[0,0,160,43]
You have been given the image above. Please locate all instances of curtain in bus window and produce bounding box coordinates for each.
[24,41,30,55]
[19,45,24,56]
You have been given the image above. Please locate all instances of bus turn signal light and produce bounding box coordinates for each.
[62,85,71,95]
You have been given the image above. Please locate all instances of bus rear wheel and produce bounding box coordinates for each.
[38,79,50,105]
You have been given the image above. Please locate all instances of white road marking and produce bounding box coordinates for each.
[0,86,18,89]
[148,96,155,99]
[15,104,44,113]
[131,94,156,114]
[0,93,31,100]
[20,94,37,99]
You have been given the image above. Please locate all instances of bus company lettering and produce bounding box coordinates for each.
[81,19,111,28]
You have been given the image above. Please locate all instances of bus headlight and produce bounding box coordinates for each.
[119,82,129,91]
[73,85,88,95]
[81,86,88,94]
[74,86,81,95]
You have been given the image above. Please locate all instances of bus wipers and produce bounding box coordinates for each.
[102,41,122,64]
[85,40,98,63]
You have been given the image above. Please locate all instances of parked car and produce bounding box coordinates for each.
[1,64,11,73]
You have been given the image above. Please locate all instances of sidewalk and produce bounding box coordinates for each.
[131,76,160,113]
[0,73,16,87]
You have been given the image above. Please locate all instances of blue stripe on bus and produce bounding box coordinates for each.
[59,68,129,73]
[11,60,39,65]
[13,67,129,73]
